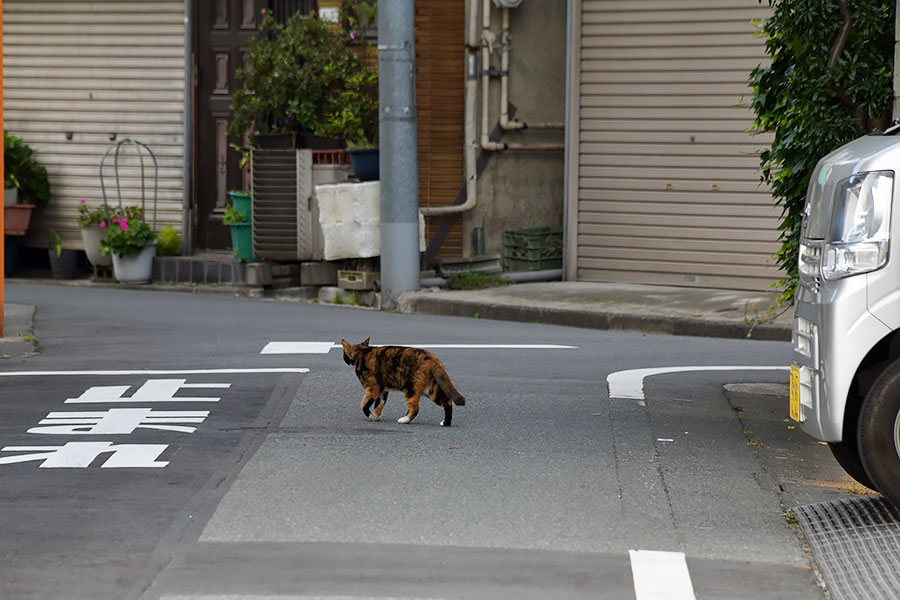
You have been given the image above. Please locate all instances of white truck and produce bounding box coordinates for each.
[791,124,900,506]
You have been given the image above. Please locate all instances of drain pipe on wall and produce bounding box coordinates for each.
[420,0,481,217]
[420,268,563,289]
[498,8,564,134]
[480,3,564,152]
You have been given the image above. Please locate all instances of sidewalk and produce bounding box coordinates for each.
[0,277,793,361]
[399,280,792,341]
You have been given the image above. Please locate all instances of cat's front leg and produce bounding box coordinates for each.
[372,391,388,420]
[362,390,383,421]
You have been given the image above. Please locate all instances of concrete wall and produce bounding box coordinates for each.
[463,1,567,261]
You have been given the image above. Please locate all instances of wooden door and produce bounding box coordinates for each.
[195,0,267,250]
[194,0,315,250]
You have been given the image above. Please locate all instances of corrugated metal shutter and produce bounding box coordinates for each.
[574,0,777,291]
[3,0,185,250]
[416,0,465,259]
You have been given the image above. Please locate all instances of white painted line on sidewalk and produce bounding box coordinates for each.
[0,368,309,377]
[261,341,578,354]
[630,550,696,600]
[607,365,789,400]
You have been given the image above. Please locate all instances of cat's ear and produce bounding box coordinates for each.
[362,337,371,346]
[341,339,351,353]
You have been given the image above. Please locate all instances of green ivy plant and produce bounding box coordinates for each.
[228,11,378,147]
[749,0,894,305]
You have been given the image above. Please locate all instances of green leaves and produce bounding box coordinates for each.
[4,132,51,209]
[98,208,157,258]
[228,12,378,147]
[750,0,894,305]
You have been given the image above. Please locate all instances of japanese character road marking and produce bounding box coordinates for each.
[66,379,228,404]
[0,442,169,468]
[27,409,209,435]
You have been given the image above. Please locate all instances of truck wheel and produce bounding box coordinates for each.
[858,360,900,506]
[828,440,876,490]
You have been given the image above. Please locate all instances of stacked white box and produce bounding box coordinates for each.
[316,181,425,261]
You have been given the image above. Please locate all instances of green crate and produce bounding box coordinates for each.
[503,226,563,271]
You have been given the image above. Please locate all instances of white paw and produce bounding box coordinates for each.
[397,416,411,424]
[440,420,447,427]
[368,413,381,422]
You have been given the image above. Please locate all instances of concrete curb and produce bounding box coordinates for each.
[0,304,38,358]
[401,294,792,342]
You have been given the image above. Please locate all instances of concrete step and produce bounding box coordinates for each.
[153,254,255,286]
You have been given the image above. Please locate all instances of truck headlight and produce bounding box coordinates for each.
[822,171,893,281]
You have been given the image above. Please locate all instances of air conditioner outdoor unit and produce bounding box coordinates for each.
[250,148,351,261]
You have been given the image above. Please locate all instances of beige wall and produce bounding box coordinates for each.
[463,1,567,261]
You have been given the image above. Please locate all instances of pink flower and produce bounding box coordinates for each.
[120,220,129,231]
[99,221,106,228]
[79,198,86,205]
[350,30,359,40]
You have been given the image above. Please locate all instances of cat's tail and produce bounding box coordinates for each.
[432,365,465,406]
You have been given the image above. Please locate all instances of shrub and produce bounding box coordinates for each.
[749,0,894,305]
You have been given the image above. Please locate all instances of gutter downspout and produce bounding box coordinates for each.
[482,5,563,152]
[421,0,481,217]
[182,1,193,254]
[480,0,505,152]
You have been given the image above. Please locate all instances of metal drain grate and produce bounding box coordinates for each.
[795,497,900,600]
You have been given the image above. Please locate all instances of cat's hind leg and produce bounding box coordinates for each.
[397,391,421,424]
[440,402,453,427]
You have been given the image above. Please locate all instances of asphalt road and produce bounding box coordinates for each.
[0,283,858,599]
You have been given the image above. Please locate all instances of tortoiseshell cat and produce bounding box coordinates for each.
[341,338,465,426]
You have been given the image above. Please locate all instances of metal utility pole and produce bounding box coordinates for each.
[378,0,420,310]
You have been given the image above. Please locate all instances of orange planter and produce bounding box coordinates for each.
[4,203,34,236]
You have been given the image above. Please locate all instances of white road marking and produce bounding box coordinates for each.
[261,341,577,354]
[607,366,789,400]
[0,368,309,377]
[261,341,336,354]
[630,550,696,600]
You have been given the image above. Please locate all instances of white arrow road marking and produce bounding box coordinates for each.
[0,368,309,377]
[607,366,789,400]
[261,342,578,354]
[630,550,696,600]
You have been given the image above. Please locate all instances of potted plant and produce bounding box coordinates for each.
[77,199,115,268]
[227,11,377,153]
[339,1,380,180]
[4,132,50,210]
[4,132,51,275]
[98,208,158,284]
[223,193,258,262]
[48,228,79,279]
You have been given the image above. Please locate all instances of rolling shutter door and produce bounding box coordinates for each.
[3,0,186,250]
[576,1,777,291]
